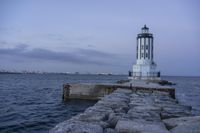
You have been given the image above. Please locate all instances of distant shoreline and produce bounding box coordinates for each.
[0,72,199,77]
[0,72,124,76]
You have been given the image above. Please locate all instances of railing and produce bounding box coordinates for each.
[146,72,160,77]
[129,71,160,79]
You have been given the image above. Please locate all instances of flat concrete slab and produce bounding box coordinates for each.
[62,80,175,101]
[124,79,174,89]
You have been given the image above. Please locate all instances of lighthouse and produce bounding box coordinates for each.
[132,25,160,80]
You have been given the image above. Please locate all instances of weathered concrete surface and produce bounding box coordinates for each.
[124,79,174,88]
[51,88,195,133]
[63,83,117,101]
[63,80,175,101]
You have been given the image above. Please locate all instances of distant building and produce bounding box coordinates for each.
[131,25,160,80]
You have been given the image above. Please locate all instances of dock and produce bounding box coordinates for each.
[50,80,200,133]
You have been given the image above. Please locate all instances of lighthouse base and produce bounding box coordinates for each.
[132,64,160,80]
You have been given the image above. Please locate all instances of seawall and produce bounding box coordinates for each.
[50,80,200,133]
[62,80,175,101]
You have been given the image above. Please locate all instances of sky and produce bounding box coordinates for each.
[0,0,200,76]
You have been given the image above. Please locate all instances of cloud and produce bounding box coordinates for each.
[45,33,93,43]
[76,48,116,58]
[0,44,118,65]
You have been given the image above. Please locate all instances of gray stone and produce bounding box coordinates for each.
[73,112,108,122]
[107,113,121,128]
[85,105,113,116]
[115,120,170,133]
[51,86,194,133]
[104,128,117,133]
[160,105,192,119]
[128,108,161,122]
[70,113,109,128]
[133,105,161,112]
[163,116,200,133]
[49,120,103,133]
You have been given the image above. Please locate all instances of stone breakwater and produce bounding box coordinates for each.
[50,88,200,133]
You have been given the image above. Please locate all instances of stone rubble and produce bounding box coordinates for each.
[163,116,200,133]
[50,88,199,133]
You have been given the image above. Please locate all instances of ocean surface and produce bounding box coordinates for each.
[0,74,200,133]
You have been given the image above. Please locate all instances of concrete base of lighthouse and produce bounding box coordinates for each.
[132,64,160,80]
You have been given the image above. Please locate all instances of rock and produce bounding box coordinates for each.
[115,120,170,133]
[102,94,129,103]
[129,93,155,108]
[116,79,130,84]
[51,88,195,133]
[128,108,161,122]
[49,120,103,133]
[73,112,108,122]
[85,105,113,117]
[114,106,129,113]
[163,116,200,133]
[133,105,161,112]
[107,113,121,128]
[104,128,117,133]
[160,105,192,119]
[70,112,109,128]
[149,80,176,86]
[158,80,176,86]
[97,96,129,112]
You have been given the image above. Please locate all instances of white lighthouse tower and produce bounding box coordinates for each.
[132,25,160,80]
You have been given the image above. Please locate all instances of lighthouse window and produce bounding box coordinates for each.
[146,45,148,49]
[141,45,144,49]
[146,53,148,57]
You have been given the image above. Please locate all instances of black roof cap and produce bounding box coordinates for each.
[142,24,149,30]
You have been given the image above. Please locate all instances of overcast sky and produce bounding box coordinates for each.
[0,0,200,76]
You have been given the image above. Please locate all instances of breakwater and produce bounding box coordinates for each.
[50,80,200,133]
[62,81,175,101]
